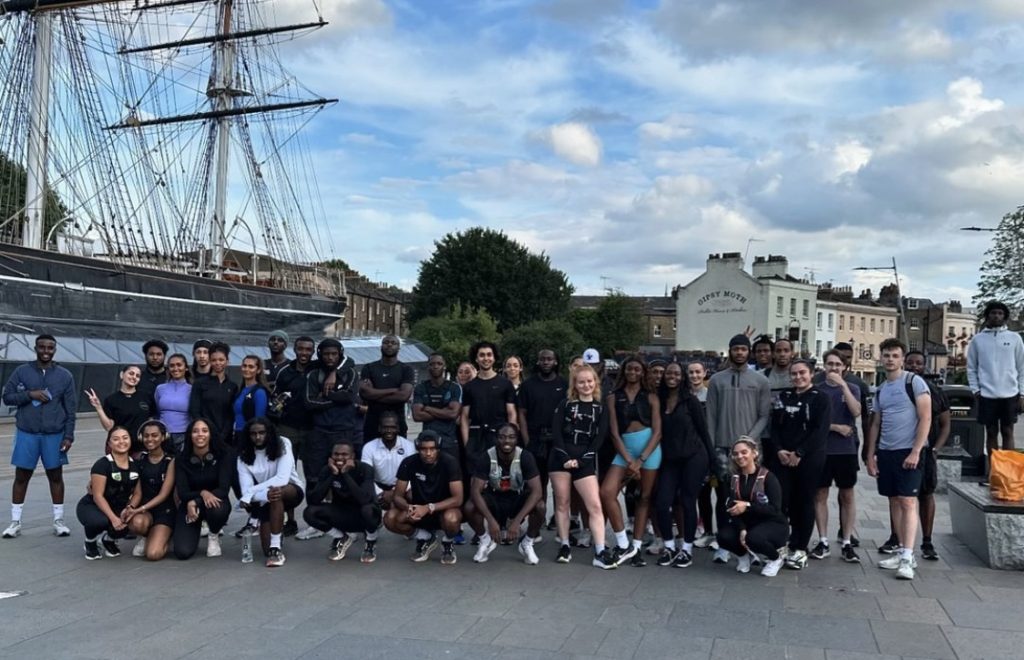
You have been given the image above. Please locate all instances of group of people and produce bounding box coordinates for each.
[3,299,1022,579]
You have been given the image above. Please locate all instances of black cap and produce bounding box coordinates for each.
[729,334,751,349]
[192,339,213,352]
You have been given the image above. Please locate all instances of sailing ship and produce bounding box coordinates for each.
[0,0,345,344]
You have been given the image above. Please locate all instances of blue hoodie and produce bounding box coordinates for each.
[2,362,77,439]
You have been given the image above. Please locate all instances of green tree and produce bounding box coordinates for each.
[410,227,574,331]
[408,305,501,372]
[570,293,645,357]
[974,205,1024,316]
[500,319,584,374]
[0,152,71,244]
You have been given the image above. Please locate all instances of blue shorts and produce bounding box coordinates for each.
[11,429,67,471]
[876,448,923,498]
[612,428,662,470]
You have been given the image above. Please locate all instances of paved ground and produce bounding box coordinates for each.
[1,417,1022,659]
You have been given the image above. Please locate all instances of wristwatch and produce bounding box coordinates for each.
[428,503,436,513]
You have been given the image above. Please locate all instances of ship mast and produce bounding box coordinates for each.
[206,0,235,278]
[22,13,53,250]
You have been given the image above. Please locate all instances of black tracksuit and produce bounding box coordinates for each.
[303,462,381,535]
[656,392,714,544]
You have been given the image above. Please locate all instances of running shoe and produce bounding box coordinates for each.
[630,553,647,567]
[2,521,21,539]
[531,534,544,546]
[878,535,900,554]
[646,537,664,555]
[656,548,674,566]
[592,548,618,570]
[412,535,438,562]
[693,533,716,548]
[712,548,730,564]
[810,541,830,560]
[921,542,939,561]
[546,516,557,531]
[473,536,498,563]
[52,519,71,537]
[100,534,121,558]
[556,544,572,563]
[454,532,467,546]
[234,521,259,539]
[265,547,286,567]
[672,549,694,568]
[361,539,377,564]
[440,541,457,565]
[328,534,353,561]
[895,556,915,580]
[84,539,102,560]
[841,544,861,563]
[132,538,147,558]
[575,530,592,548]
[519,537,539,565]
[736,553,752,574]
[295,526,325,541]
[282,520,298,537]
[838,530,861,548]
[784,549,808,570]
[200,520,209,538]
[761,557,784,577]
[614,544,638,566]
[879,554,917,570]
[206,534,222,557]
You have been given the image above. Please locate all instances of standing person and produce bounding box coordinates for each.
[412,353,463,460]
[646,358,667,392]
[264,330,291,387]
[705,334,771,562]
[902,351,951,561]
[271,335,316,537]
[456,362,477,387]
[232,355,270,444]
[361,411,417,512]
[687,361,709,404]
[2,335,77,539]
[85,365,154,454]
[812,350,862,563]
[967,300,1024,454]
[715,437,790,577]
[76,426,141,560]
[460,341,517,459]
[385,431,464,565]
[172,418,233,560]
[549,365,617,569]
[752,335,775,372]
[125,420,176,560]
[866,338,932,580]
[517,349,568,534]
[503,355,525,394]
[154,354,192,454]
[191,339,212,381]
[359,334,416,439]
[137,339,169,401]
[188,342,238,448]
[303,339,359,492]
[236,418,305,568]
[769,360,831,570]
[601,356,662,566]
[655,362,714,568]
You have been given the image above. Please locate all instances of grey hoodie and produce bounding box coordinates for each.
[706,364,771,449]
[967,325,1024,399]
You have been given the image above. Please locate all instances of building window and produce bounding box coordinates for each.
[776,296,783,315]
[859,317,865,331]
[828,313,834,330]
[672,319,676,331]
[909,340,919,351]
[790,298,797,316]
[803,300,810,318]
[948,325,955,337]
[858,343,865,357]
[775,327,782,340]
[653,324,662,338]
[816,340,822,356]
[816,312,822,329]
[910,318,920,330]
[801,329,809,349]
[838,315,844,331]
[870,318,876,333]
[827,341,833,351]
[888,319,894,334]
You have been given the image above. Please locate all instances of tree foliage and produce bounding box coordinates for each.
[408,304,501,372]
[0,153,71,245]
[569,293,646,357]
[974,206,1024,317]
[410,227,574,331]
[500,319,584,373]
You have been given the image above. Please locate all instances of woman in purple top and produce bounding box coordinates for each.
[155,353,192,454]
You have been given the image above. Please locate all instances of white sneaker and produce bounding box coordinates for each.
[200,521,209,538]
[879,554,917,570]
[761,556,785,577]
[712,548,730,564]
[519,537,540,565]
[473,537,498,563]
[694,533,715,548]
[896,557,916,580]
[52,519,71,537]
[132,538,147,557]
[531,534,543,546]
[206,534,222,557]
[784,549,808,570]
[736,553,752,574]
[296,526,325,541]
[3,521,22,538]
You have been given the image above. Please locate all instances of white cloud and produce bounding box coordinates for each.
[541,122,603,167]
[639,114,693,142]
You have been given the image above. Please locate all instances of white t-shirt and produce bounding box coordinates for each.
[360,436,416,487]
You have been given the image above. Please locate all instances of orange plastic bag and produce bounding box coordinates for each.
[990,450,1024,502]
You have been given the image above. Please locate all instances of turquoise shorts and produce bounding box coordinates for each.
[611,427,661,470]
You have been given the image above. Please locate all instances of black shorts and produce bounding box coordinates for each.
[978,396,1019,426]
[818,454,859,489]
[919,447,938,497]
[250,485,305,522]
[548,450,598,481]
[414,511,444,531]
[876,449,923,498]
[150,504,176,528]
[482,491,529,523]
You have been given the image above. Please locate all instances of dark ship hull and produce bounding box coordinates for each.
[0,244,344,343]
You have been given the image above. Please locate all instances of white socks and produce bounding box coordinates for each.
[11,503,24,522]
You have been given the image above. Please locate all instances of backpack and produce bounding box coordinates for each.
[902,373,944,445]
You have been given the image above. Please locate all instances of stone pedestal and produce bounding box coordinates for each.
[949,482,1024,570]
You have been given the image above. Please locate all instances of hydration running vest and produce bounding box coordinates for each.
[487,446,525,494]
[731,466,768,503]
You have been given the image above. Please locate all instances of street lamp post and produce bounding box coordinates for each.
[853,256,909,345]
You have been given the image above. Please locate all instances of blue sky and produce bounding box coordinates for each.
[280,0,1024,304]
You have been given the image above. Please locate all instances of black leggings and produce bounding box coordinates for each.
[655,453,708,543]
[172,499,232,560]
[76,496,129,540]
[772,453,826,552]
[303,503,381,535]
[717,518,789,560]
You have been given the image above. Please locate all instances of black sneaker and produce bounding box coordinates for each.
[614,544,639,566]
[234,522,258,539]
[672,549,693,568]
[810,541,830,560]
[361,539,377,564]
[592,548,618,570]
[100,535,120,558]
[837,530,861,547]
[921,542,939,561]
[412,535,438,562]
[546,517,557,531]
[657,549,675,566]
[440,541,457,565]
[630,553,647,567]
[841,543,861,563]
[556,544,572,563]
[328,534,353,561]
[879,535,900,555]
[282,520,298,537]
[84,539,102,560]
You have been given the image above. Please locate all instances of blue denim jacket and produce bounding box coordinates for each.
[2,362,77,439]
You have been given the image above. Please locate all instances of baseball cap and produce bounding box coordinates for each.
[582,348,600,364]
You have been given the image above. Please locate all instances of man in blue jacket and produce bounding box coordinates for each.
[2,335,78,538]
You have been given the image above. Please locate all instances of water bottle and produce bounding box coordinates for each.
[241,529,253,564]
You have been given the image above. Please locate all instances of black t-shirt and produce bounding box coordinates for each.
[264,358,289,388]
[136,369,168,403]
[471,449,540,494]
[361,360,416,436]
[90,455,140,512]
[103,391,156,451]
[462,375,517,428]
[517,375,568,440]
[396,452,462,504]
[413,380,462,441]
[138,453,173,502]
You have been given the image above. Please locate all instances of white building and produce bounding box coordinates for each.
[815,300,837,361]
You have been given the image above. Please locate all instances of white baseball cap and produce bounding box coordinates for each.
[582,348,601,364]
